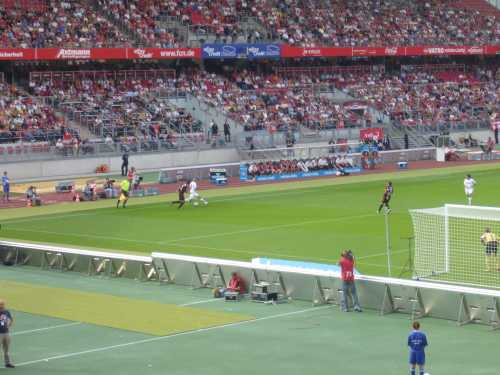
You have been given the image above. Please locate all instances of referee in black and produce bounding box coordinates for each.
[0,300,14,368]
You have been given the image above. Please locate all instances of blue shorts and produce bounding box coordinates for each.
[2,185,9,194]
[409,351,425,365]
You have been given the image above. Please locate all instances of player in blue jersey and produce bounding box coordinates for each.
[407,321,428,375]
[2,172,10,202]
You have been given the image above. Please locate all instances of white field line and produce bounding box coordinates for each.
[16,305,331,367]
[4,212,405,266]
[12,322,82,336]
[159,213,376,244]
[167,242,407,263]
[179,299,224,307]
[5,213,376,249]
[2,188,325,226]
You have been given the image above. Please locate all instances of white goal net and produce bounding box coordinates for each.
[410,204,500,289]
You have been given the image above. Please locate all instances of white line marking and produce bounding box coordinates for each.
[16,305,331,367]
[179,299,223,307]
[2,188,317,226]
[167,242,407,263]
[160,213,376,244]
[12,322,81,336]
[5,213,376,249]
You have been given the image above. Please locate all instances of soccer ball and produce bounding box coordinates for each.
[335,171,342,176]
[424,373,431,375]
[193,202,199,206]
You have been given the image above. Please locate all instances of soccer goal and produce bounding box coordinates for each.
[410,204,500,289]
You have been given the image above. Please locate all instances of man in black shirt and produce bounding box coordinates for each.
[0,300,14,368]
[223,121,231,143]
[171,181,188,209]
[121,152,129,176]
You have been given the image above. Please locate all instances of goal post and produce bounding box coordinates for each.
[410,204,500,289]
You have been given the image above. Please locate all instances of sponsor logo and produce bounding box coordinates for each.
[423,47,445,54]
[302,48,321,56]
[221,45,236,56]
[384,47,398,56]
[160,49,195,58]
[203,45,236,58]
[132,49,153,59]
[246,45,279,58]
[466,46,483,54]
[56,49,91,59]
[353,49,367,55]
[266,44,280,55]
[0,51,24,58]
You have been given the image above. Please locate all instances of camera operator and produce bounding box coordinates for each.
[339,250,362,312]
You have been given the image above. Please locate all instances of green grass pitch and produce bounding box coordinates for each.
[2,163,500,279]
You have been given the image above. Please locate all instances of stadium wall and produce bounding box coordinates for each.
[3,148,240,181]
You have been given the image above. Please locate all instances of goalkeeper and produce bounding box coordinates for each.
[480,228,499,272]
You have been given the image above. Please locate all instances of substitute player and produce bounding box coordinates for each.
[408,321,428,375]
[480,228,499,272]
[116,178,130,208]
[0,299,14,368]
[186,178,207,206]
[464,174,476,206]
[378,181,393,214]
[171,180,188,209]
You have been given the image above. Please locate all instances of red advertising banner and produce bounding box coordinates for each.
[0,45,497,60]
[486,45,500,55]
[360,128,384,141]
[281,46,352,58]
[405,46,486,56]
[0,48,201,61]
[281,45,499,58]
[36,48,127,60]
[0,48,36,60]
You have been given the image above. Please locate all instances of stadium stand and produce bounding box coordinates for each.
[342,64,499,133]
[29,69,203,147]
[0,0,129,48]
[0,82,74,145]
[252,0,499,47]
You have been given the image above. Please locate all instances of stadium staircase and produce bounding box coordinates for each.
[187,16,271,46]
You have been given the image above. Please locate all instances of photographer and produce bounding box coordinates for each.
[339,250,362,312]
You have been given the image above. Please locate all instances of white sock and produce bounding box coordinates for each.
[468,197,472,205]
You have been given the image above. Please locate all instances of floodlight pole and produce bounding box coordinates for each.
[384,211,392,277]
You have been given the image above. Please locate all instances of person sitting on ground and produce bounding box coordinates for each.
[213,272,246,298]
[25,186,41,206]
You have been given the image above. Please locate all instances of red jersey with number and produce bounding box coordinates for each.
[340,257,355,281]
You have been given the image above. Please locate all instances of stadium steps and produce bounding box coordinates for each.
[452,0,500,16]
[187,16,272,47]
[180,94,243,139]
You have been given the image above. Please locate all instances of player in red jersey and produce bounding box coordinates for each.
[171,181,188,209]
[378,181,393,214]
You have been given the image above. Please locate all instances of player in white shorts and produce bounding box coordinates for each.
[464,174,476,206]
[187,178,207,206]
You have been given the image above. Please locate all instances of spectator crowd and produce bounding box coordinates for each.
[0,0,497,48]
[247,154,355,177]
